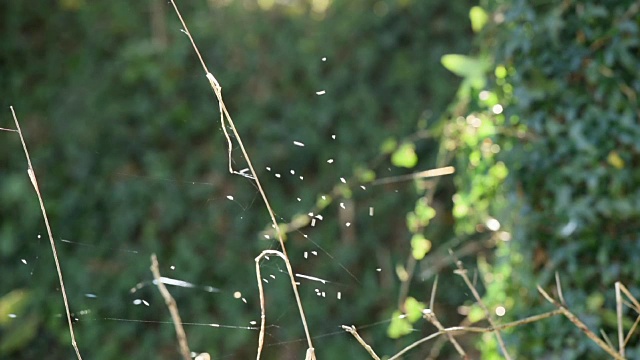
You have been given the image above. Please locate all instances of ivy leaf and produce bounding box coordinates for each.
[404,297,426,322]
[411,234,432,260]
[469,6,488,32]
[391,143,418,168]
[387,310,413,338]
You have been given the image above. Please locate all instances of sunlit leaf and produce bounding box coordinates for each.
[411,234,431,260]
[387,310,412,338]
[607,151,624,169]
[391,143,418,168]
[404,297,426,322]
[469,6,488,32]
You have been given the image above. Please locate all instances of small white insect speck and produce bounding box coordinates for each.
[170,265,175,270]
[308,212,314,217]
[346,222,351,227]
[262,279,269,283]
[369,207,374,216]
[38,234,41,239]
[265,256,270,260]
[315,214,323,220]
[275,173,281,178]
[290,170,295,175]
[316,90,326,95]
[322,195,326,200]
[300,176,304,180]
[331,134,336,139]
[242,297,247,304]
[337,292,342,300]
[304,251,308,259]
[327,159,334,163]
[311,218,316,227]
[340,177,346,183]
[293,141,305,147]
[360,185,366,190]
[264,234,270,239]
[311,251,318,256]
[133,299,142,305]
[303,234,308,238]
[297,197,302,202]
[376,268,382,272]
[322,292,326,298]
[211,323,220,327]
[142,300,150,306]
[85,293,97,298]
[234,291,242,299]
[8,314,17,318]
[315,289,320,293]
[270,274,276,279]
[226,195,234,201]
[266,167,271,171]
[250,321,257,325]
[322,57,327,61]
[340,202,345,209]
[21,259,27,264]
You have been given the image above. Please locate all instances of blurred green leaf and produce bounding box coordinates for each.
[391,143,418,168]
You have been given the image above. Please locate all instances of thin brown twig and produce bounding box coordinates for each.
[150,254,191,360]
[616,282,625,357]
[555,271,566,305]
[537,285,625,360]
[618,283,640,314]
[341,325,381,360]
[624,315,640,347]
[370,166,455,186]
[423,277,466,357]
[451,252,511,360]
[255,250,315,359]
[167,1,315,358]
[423,310,467,357]
[9,106,83,360]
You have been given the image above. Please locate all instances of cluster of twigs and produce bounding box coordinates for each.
[342,261,640,360]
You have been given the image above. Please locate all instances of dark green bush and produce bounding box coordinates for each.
[1,1,473,358]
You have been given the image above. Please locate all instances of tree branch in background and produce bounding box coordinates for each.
[9,106,83,360]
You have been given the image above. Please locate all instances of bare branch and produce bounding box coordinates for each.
[167,2,315,358]
[10,106,83,360]
[537,285,624,360]
[342,325,381,360]
[150,254,191,360]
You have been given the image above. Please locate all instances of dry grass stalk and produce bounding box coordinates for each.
[167,1,315,358]
[150,253,192,360]
[9,106,83,360]
[342,325,381,360]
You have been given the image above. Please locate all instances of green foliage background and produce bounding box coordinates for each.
[1,0,473,359]
[3,0,639,359]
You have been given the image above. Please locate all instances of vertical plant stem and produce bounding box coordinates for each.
[10,106,83,360]
[150,254,192,360]
[167,2,315,357]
